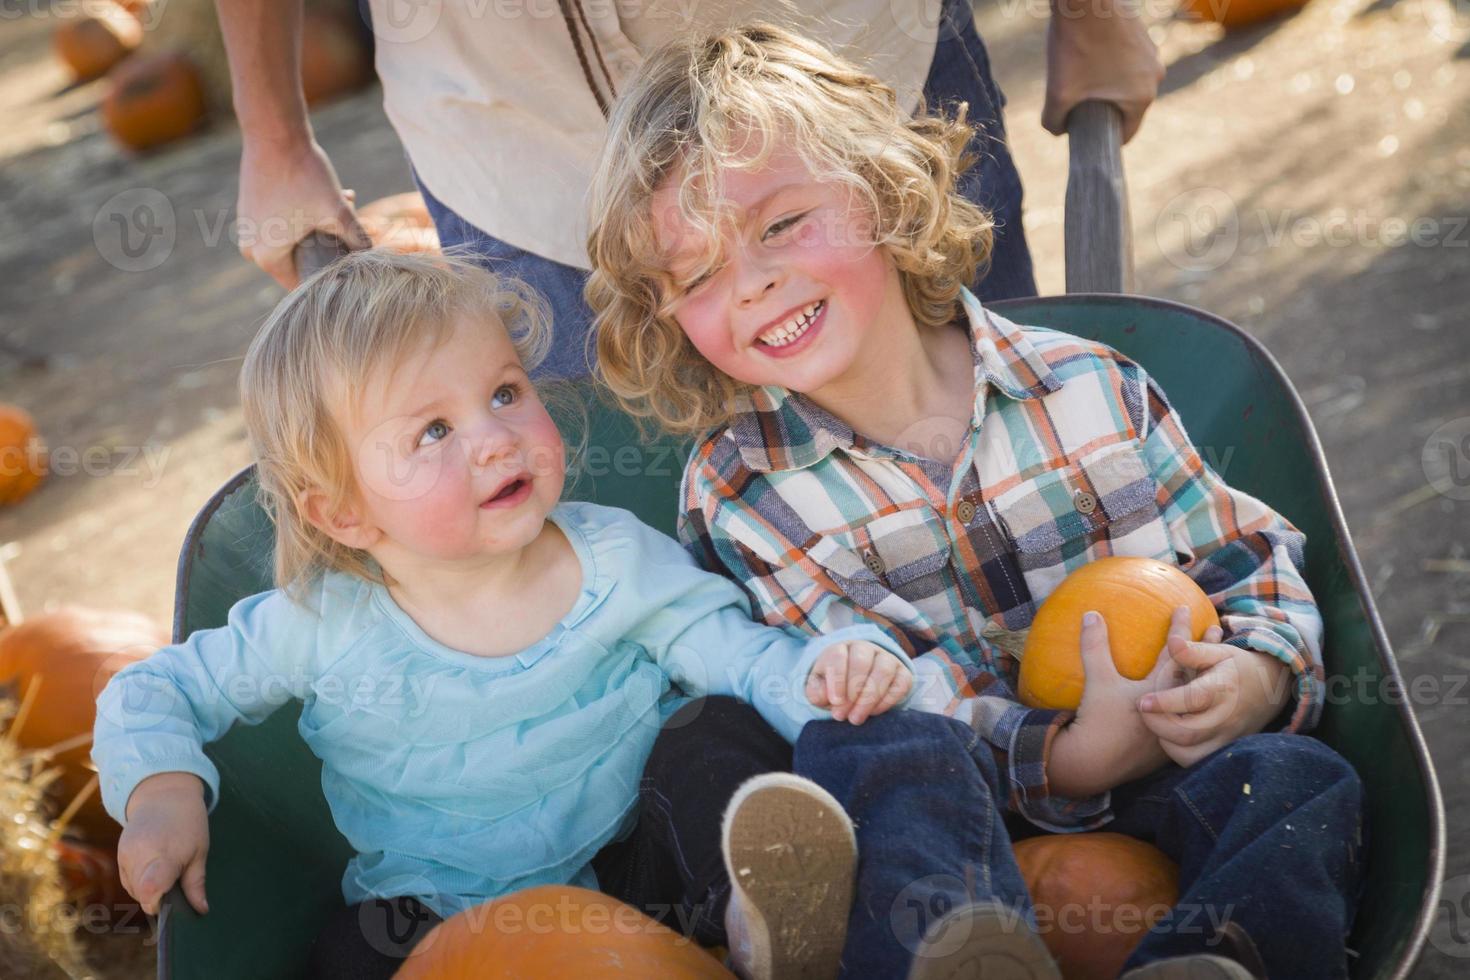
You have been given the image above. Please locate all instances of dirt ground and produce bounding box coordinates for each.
[0,0,1466,976]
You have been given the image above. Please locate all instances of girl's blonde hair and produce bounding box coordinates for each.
[585,21,994,436]
[239,249,552,594]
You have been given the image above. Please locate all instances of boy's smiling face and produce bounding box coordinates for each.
[651,143,911,399]
[320,312,566,565]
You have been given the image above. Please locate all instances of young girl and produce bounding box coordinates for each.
[90,249,919,980]
[586,24,1366,980]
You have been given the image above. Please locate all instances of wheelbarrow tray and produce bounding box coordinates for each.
[154,294,1443,978]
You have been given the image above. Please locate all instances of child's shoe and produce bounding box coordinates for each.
[721,773,857,980]
[1119,957,1259,979]
[905,900,1061,980]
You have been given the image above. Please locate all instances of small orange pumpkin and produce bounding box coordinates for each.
[300,10,374,107]
[0,607,166,841]
[52,2,143,82]
[0,405,47,506]
[358,193,441,255]
[1018,556,1219,711]
[1179,0,1311,28]
[1016,832,1180,980]
[102,51,208,152]
[54,837,132,916]
[393,886,734,979]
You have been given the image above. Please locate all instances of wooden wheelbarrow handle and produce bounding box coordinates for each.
[1063,100,1134,295]
[292,230,356,283]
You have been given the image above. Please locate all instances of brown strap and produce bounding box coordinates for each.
[571,0,617,102]
[558,0,611,117]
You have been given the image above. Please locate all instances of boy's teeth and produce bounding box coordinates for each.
[760,300,824,347]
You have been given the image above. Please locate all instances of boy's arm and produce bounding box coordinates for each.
[617,517,915,744]
[679,477,1112,833]
[92,588,317,828]
[1132,366,1327,733]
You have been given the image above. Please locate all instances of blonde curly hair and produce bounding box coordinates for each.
[240,249,552,596]
[585,21,994,436]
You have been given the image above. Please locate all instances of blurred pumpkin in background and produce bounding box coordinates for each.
[0,405,47,507]
[103,50,208,152]
[0,607,166,842]
[53,1,143,81]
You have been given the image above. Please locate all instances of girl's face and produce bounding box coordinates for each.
[335,313,565,564]
[650,143,908,399]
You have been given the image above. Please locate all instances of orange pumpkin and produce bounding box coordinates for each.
[0,405,47,506]
[1179,0,1311,28]
[102,51,208,152]
[52,2,143,82]
[300,10,374,107]
[393,886,734,979]
[1018,556,1219,711]
[54,838,132,916]
[0,607,166,841]
[358,193,441,255]
[1016,833,1179,980]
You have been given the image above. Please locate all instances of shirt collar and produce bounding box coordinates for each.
[728,287,1063,473]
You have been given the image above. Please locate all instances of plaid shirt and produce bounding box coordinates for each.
[679,288,1325,832]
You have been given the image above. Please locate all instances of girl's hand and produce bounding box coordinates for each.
[118,772,211,916]
[1138,635,1293,767]
[806,640,913,725]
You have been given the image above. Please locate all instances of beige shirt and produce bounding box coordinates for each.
[366,0,945,270]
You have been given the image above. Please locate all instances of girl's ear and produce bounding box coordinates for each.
[298,487,381,551]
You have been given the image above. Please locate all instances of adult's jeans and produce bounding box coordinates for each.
[413,0,1037,380]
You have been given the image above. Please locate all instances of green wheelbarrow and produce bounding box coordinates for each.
[151,104,1444,977]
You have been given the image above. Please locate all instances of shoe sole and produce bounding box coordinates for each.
[907,902,1061,980]
[723,774,856,980]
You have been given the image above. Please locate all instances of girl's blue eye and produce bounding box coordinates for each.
[417,420,450,448]
[491,383,519,409]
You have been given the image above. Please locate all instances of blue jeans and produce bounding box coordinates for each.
[795,712,1365,979]
[413,0,1036,380]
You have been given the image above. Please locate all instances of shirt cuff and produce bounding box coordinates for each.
[1223,626,1324,734]
[988,700,1114,833]
[101,754,220,828]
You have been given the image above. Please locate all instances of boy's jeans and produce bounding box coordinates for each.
[412,0,1037,380]
[636,698,1364,980]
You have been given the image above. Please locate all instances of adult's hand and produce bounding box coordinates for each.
[214,0,370,289]
[1041,0,1166,144]
[237,136,369,289]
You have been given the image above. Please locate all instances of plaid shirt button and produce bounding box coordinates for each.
[863,549,886,576]
[956,500,976,524]
[1074,490,1098,515]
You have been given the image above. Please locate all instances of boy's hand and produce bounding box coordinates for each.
[119,772,211,916]
[1049,606,1196,796]
[806,640,912,725]
[1138,633,1292,767]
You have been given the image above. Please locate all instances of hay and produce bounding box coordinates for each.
[0,702,93,979]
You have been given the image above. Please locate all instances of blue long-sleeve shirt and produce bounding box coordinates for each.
[93,501,912,917]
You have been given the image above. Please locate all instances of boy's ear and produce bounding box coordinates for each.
[298,487,381,551]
